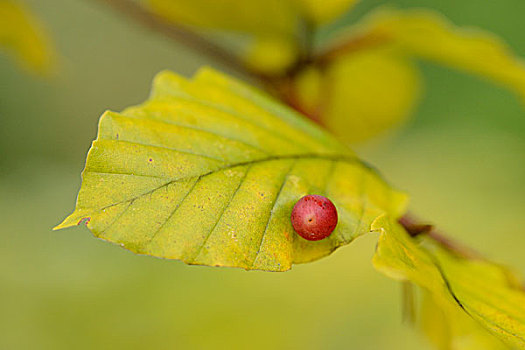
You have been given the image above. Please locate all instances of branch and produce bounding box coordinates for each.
[399,214,481,259]
[314,32,388,67]
[90,0,254,79]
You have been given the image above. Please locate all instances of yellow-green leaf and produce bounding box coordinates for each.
[292,0,358,25]
[55,67,407,272]
[331,7,525,101]
[301,6,525,144]
[0,0,54,74]
[420,289,510,350]
[294,47,421,144]
[372,215,525,349]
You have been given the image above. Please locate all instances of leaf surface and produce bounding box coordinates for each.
[146,0,300,74]
[56,67,407,271]
[372,216,525,349]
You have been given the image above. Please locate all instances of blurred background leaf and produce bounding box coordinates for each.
[146,0,300,74]
[0,0,55,74]
[294,46,421,143]
[373,216,525,349]
[419,289,509,350]
[143,0,525,145]
[1,0,524,349]
[293,6,525,144]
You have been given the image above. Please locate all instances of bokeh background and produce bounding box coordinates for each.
[1,0,524,348]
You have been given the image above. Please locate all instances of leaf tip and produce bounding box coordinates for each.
[150,69,186,98]
[53,210,91,231]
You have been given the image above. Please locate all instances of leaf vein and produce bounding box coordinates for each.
[98,201,133,236]
[151,96,318,152]
[84,170,170,179]
[99,138,225,162]
[190,165,251,263]
[145,177,201,247]
[119,112,269,155]
[428,252,525,344]
[250,160,296,268]
[97,154,366,212]
[351,164,369,242]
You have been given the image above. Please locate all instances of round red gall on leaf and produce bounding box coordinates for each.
[290,195,338,241]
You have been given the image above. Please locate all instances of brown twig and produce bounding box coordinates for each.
[315,31,389,67]
[399,214,481,259]
[90,0,257,79]
[89,0,350,123]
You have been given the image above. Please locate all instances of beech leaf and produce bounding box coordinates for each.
[372,216,525,349]
[55,67,407,271]
[296,7,525,144]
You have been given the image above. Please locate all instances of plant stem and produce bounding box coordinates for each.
[89,0,252,78]
[315,31,388,67]
[399,214,481,259]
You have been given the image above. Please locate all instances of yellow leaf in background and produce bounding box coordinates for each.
[293,7,525,144]
[292,0,359,25]
[55,67,407,272]
[323,48,421,144]
[147,0,296,37]
[372,216,525,349]
[243,36,297,75]
[332,7,525,101]
[0,0,54,74]
[293,47,421,144]
[145,0,359,74]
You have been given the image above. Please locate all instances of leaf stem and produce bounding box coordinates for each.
[315,31,388,67]
[88,0,255,78]
[399,214,481,259]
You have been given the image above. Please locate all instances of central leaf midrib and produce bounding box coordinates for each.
[97,153,369,211]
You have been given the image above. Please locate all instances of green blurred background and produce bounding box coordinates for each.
[1,0,524,348]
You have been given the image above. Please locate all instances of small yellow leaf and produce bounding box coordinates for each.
[293,47,421,144]
[56,67,408,272]
[293,66,324,118]
[146,0,297,38]
[292,0,359,25]
[333,7,525,101]
[0,0,54,74]
[243,36,297,75]
[420,290,509,350]
[324,48,421,144]
[372,216,525,349]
